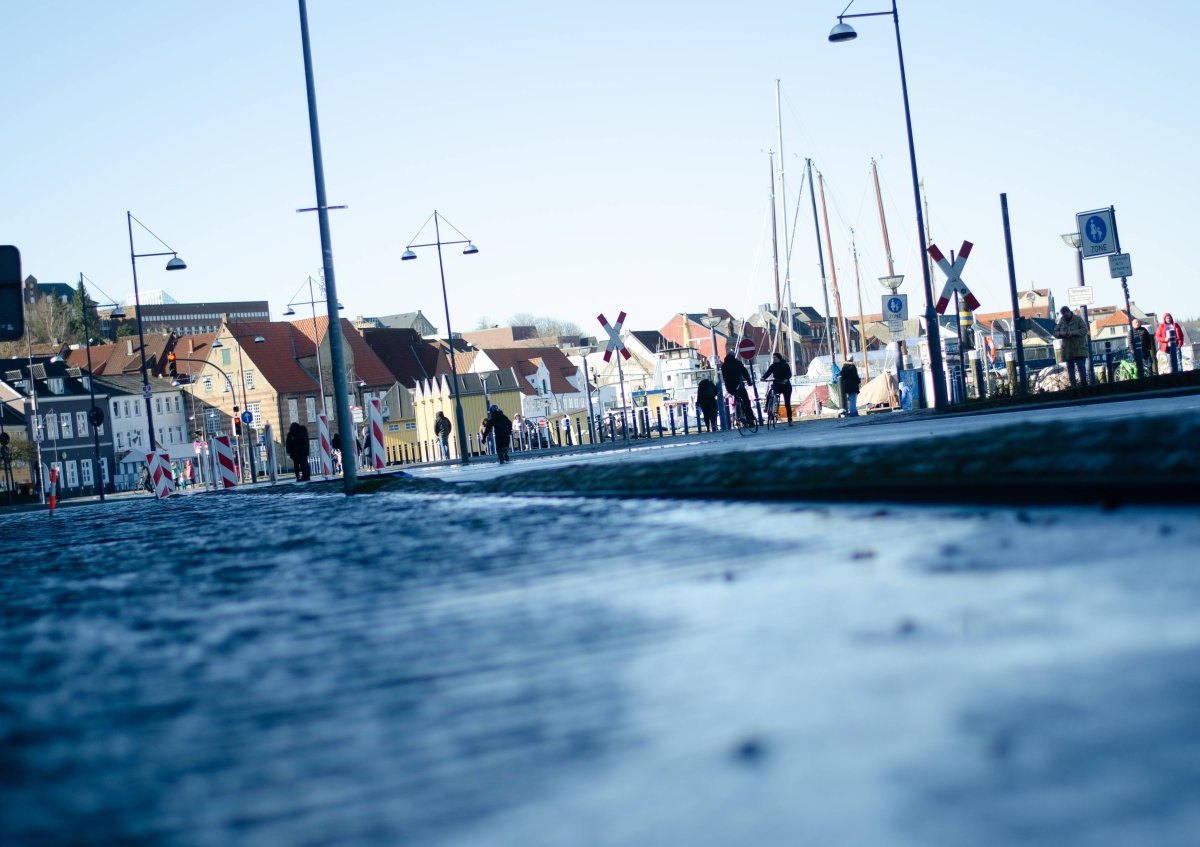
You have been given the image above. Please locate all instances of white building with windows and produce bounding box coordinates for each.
[96,374,194,490]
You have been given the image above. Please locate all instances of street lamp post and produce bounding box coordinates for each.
[127,212,187,453]
[829,0,947,411]
[212,321,265,483]
[402,210,479,465]
[1061,232,1096,383]
[699,315,728,430]
[77,274,125,500]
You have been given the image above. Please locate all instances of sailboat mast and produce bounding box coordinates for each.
[768,151,783,355]
[818,171,849,362]
[871,158,895,277]
[806,157,833,360]
[851,229,870,381]
[775,79,795,375]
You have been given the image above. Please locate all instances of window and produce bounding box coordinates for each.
[60,414,73,439]
[155,397,162,414]
[65,461,78,488]
[48,378,64,395]
[100,459,109,484]
[117,431,125,449]
[174,396,181,413]
[81,459,94,486]
[222,379,230,394]
[221,349,232,366]
[45,413,58,440]
[387,423,400,433]
[123,400,131,417]
[247,402,262,426]
[306,397,316,421]
[245,369,255,390]
[203,375,213,393]
[288,398,299,423]
[77,411,88,434]
[404,421,417,430]
[113,401,121,419]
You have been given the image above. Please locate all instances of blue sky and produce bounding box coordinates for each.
[4,1,1198,337]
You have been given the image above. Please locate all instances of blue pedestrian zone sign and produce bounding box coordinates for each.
[1075,207,1117,258]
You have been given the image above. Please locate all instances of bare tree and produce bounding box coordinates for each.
[24,295,74,346]
[507,313,583,340]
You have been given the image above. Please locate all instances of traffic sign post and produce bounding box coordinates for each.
[597,311,631,445]
[1076,207,1117,258]
[736,337,756,359]
[1108,253,1132,278]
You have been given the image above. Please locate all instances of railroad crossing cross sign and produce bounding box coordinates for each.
[737,337,756,360]
[597,311,631,362]
[928,240,981,314]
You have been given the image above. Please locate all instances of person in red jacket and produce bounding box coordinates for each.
[1155,313,1186,373]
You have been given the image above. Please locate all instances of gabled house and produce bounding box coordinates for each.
[466,346,585,418]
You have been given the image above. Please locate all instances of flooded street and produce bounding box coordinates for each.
[3,489,1200,845]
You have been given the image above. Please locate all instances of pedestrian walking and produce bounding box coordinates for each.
[1054,306,1090,386]
[286,422,311,481]
[1131,318,1155,375]
[433,410,452,461]
[481,405,513,463]
[696,378,718,432]
[1155,312,1186,374]
[762,352,793,425]
[839,359,861,417]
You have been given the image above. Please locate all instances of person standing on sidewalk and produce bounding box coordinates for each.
[434,410,452,461]
[1155,312,1186,374]
[839,359,861,417]
[1054,306,1090,386]
[696,378,718,432]
[286,421,311,481]
[1131,319,1156,375]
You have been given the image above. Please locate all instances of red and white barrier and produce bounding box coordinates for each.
[317,412,333,476]
[145,450,176,499]
[368,398,386,470]
[47,465,58,512]
[210,435,238,489]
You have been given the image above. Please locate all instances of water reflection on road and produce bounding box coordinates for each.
[2,491,1198,846]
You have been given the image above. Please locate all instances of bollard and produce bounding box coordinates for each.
[575,417,583,446]
[669,405,676,436]
[1004,351,1017,395]
[1168,331,1179,374]
[587,415,595,445]
[969,349,985,399]
[608,413,616,442]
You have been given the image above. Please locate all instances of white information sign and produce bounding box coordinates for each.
[1076,207,1117,258]
[1108,253,1133,278]
[882,293,908,321]
[1068,286,1095,306]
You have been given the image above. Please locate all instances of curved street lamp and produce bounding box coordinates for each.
[401,210,479,465]
[127,211,187,454]
[828,0,947,411]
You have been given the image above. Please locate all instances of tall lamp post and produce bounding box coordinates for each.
[1060,232,1096,382]
[77,274,125,500]
[402,210,479,465]
[212,320,266,483]
[828,1,947,411]
[699,315,728,429]
[127,211,187,452]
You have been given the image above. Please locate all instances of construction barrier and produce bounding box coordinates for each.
[145,450,176,500]
[48,465,58,513]
[210,435,238,489]
[317,412,333,476]
[368,398,385,470]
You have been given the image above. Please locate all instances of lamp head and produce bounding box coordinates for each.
[212,338,224,349]
[165,256,187,271]
[337,302,345,310]
[110,306,127,319]
[1061,232,1082,249]
[829,20,857,42]
[879,274,904,292]
[463,243,479,255]
[283,307,296,317]
[401,249,418,261]
[254,335,265,344]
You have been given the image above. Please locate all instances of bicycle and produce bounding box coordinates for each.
[731,387,759,435]
[763,384,779,430]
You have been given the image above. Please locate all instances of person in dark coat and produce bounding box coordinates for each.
[762,352,793,424]
[838,359,861,417]
[285,422,311,480]
[720,351,753,425]
[481,405,513,464]
[696,378,718,432]
[434,410,452,461]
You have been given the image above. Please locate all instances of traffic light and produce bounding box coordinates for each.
[0,246,22,342]
[234,419,242,436]
[167,352,177,377]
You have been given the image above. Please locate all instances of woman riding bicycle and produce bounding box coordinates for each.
[762,352,792,425]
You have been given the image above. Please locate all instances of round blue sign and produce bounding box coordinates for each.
[887,296,903,315]
[240,410,253,424]
[1084,215,1107,244]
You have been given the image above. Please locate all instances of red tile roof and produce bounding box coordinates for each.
[479,347,579,395]
[1095,310,1131,330]
[289,316,395,388]
[227,321,321,394]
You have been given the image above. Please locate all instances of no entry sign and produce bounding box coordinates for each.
[737,337,756,359]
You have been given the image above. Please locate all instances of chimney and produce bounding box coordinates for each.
[126,339,133,356]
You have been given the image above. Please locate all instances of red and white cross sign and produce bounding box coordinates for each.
[597,311,631,362]
[928,240,980,314]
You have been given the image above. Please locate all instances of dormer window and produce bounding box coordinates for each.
[48,378,64,395]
